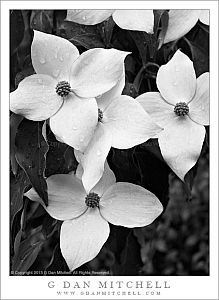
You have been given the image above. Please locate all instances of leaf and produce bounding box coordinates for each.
[10,10,25,56]
[45,243,70,272]
[12,226,45,273]
[15,66,35,89]
[16,11,33,70]
[15,120,49,206]
[10,169,30,229]
[45,129,69,177]
[10,113,24,176]
[63,20,105,49]
[97,17,115,47]
[107,226,142,275]
[108,148,140,184]
[129,31,157,64]
[30,10,54,33]
[184,37,209,77]
[157,11,169,50]
[134,143,171,210]
[64,146,78,172]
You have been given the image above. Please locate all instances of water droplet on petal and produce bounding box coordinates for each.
[97,150,101,156]
[80,136,84,142]
[82,15,87,21]
[54,52,58,59]
[175,66,179,72]
[59,55,64,62]
[38,78,43,84]
[53,69,60,78]
[40,57,46,64]
[173,82,177,86]
[73,126,77,130]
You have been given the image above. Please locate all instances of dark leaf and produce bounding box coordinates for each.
[63,20,105,49]
[107,226,142,275]
[10,113,24,176]
[46,243,70,273]
[129,31,157,64]
[128,31,148,65]
[15,120,49,206]
[97,17,115,47]
[16,11,33,69]
[184,37,209,77]
[123,82,138,98]
[15,66,35,88]
[30,10,54,33]
[12,226,45,273]
[10,169,30,229]
[135,143,171,210]
[10,10,25,56]
[157,11,169,50]
[45,128,69,177]
[64,146,78,173]
[108,148,140,184]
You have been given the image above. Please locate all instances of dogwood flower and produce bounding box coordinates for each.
[25,163,163,271]
[66,9,154,33]
[164,9,209,44]
[72,72,162,193]
[137,50,209,181]
[10,30,129,151]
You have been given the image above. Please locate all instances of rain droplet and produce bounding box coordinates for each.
[53,69,60,78]
[73,126,77,130]
[97,150,101,156]
[59,55,64,62]
[40,57,46,64]
[82,15,87,21]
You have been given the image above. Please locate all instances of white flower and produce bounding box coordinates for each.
[66,9,154,33]
[73,70,162,193]
[25,163,163,271]
[10,30,129,151]
[137,50,209,181]
[164,9,209,44]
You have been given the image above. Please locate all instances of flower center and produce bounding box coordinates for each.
[174,102,189,116]
[98,108,103,122]
[56,81,71,97]
[85,192,100,208]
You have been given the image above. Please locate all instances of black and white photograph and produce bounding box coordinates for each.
[1,1,218,299]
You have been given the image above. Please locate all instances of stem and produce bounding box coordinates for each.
[133,62,160,92]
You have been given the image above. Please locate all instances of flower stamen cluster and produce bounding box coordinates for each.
[85,192,100,208]
[56,81,72,97]
[174,102,189,116]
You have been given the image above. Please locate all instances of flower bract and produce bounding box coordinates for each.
[73,72,162,193]
[137,50,209,181]
[66,9,154,33]
[164,9,209,44]
[25,164,163,271]
[10,30,129,151]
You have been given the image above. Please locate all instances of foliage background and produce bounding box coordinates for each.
[10,10,209,275]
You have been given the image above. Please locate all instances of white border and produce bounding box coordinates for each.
[1,1,218,299]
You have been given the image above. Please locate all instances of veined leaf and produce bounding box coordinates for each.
[15,120,49,206]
